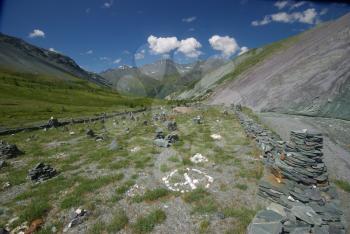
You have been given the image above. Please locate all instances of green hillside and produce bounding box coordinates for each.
[0,69,160,127]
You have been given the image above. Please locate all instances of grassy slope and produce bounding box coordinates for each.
[217,35,299,85]
[0,69,161,127]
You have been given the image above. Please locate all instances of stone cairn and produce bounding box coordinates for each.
[28,162,57,182]
[0,140,23,161]
[234,109,345,234]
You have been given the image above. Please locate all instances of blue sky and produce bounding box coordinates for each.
[1,0,349,72]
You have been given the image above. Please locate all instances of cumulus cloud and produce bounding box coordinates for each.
[182,16,196,23]
[252,8,319,26]
[134,49,145,60]
[209,35,239,57]
[29,29,45,38]
[147,35,202,58]
[113,58,121,64]
[103,0,113,8]
[177,38,202,58]
[238,46,249,56]
[86,50,93,54]
[147,35,180,54]
[274,1,288,9]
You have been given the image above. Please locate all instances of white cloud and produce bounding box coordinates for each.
[29,29,45,38]
[86,50,93,54]
[177,37,202,58]
[48,48,58,53]
[274,1,288,9]
[134,49,145,60]
[113,58,121,64]
[86,8,91,14]
[147,35,180,54]
[209,35,239,57]
[147,35,202,58]
[290,1,306,9]
[103,0,113,8]
[182,16,196,23]
[252,8,319,26]
[238,46,249,56]
[100,57,109,61]
[188,28,195,31]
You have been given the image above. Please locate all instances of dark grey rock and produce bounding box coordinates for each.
[0,228,9,234]
[86,129,95,137]
[0,140,23,160]
[28,162,57,182]
[154,139,169,148]
[166,121,177,131]
[247,209,283,234]
[166,133,179,144]
[48,117,60,128]
[0,160,6,169]
[291,205,323,226]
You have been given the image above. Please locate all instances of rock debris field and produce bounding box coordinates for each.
[0,105,266,233]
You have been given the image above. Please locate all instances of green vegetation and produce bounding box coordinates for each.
[235,183,248,191]
[132,188,170,203]
[199,220,210,233]
[132,209,166,233]
[19,199,50,223]
[334,180,350,193]
[0,69,159,127]
[107,210,129,232]
[115,180,135,195]
[223,206,258,233]
[61,174,123,209]
[183,188,218,214]
[217,35,299,85]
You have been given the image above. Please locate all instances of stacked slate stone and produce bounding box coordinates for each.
[245,131,344,232]
[0,140,23,160]
[235,111,284,163]
[166,121,177,131]
[274,130,329,189]
[28,162,57,182]
[48,117,60,128]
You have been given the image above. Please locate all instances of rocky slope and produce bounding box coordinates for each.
[205,12,350,120]
[0,33,110,87]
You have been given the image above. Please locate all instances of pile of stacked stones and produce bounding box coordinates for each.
[273,130,329,188]
[0,140,23,167]
[28,162,57,182]
[47,117,60,128]
[234,109,345,234]
[235,111,284,163]
[153,119,179,147]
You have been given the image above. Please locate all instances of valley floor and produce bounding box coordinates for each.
[0,105,265,233]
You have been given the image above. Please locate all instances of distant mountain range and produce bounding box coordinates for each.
[99,58,228,98]
[0,33,110,87]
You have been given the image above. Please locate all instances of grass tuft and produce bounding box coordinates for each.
[132,209,166,233]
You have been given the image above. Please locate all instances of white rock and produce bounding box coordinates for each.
[210,134,222,140]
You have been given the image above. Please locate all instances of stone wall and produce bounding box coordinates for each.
[234,108,346,234]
